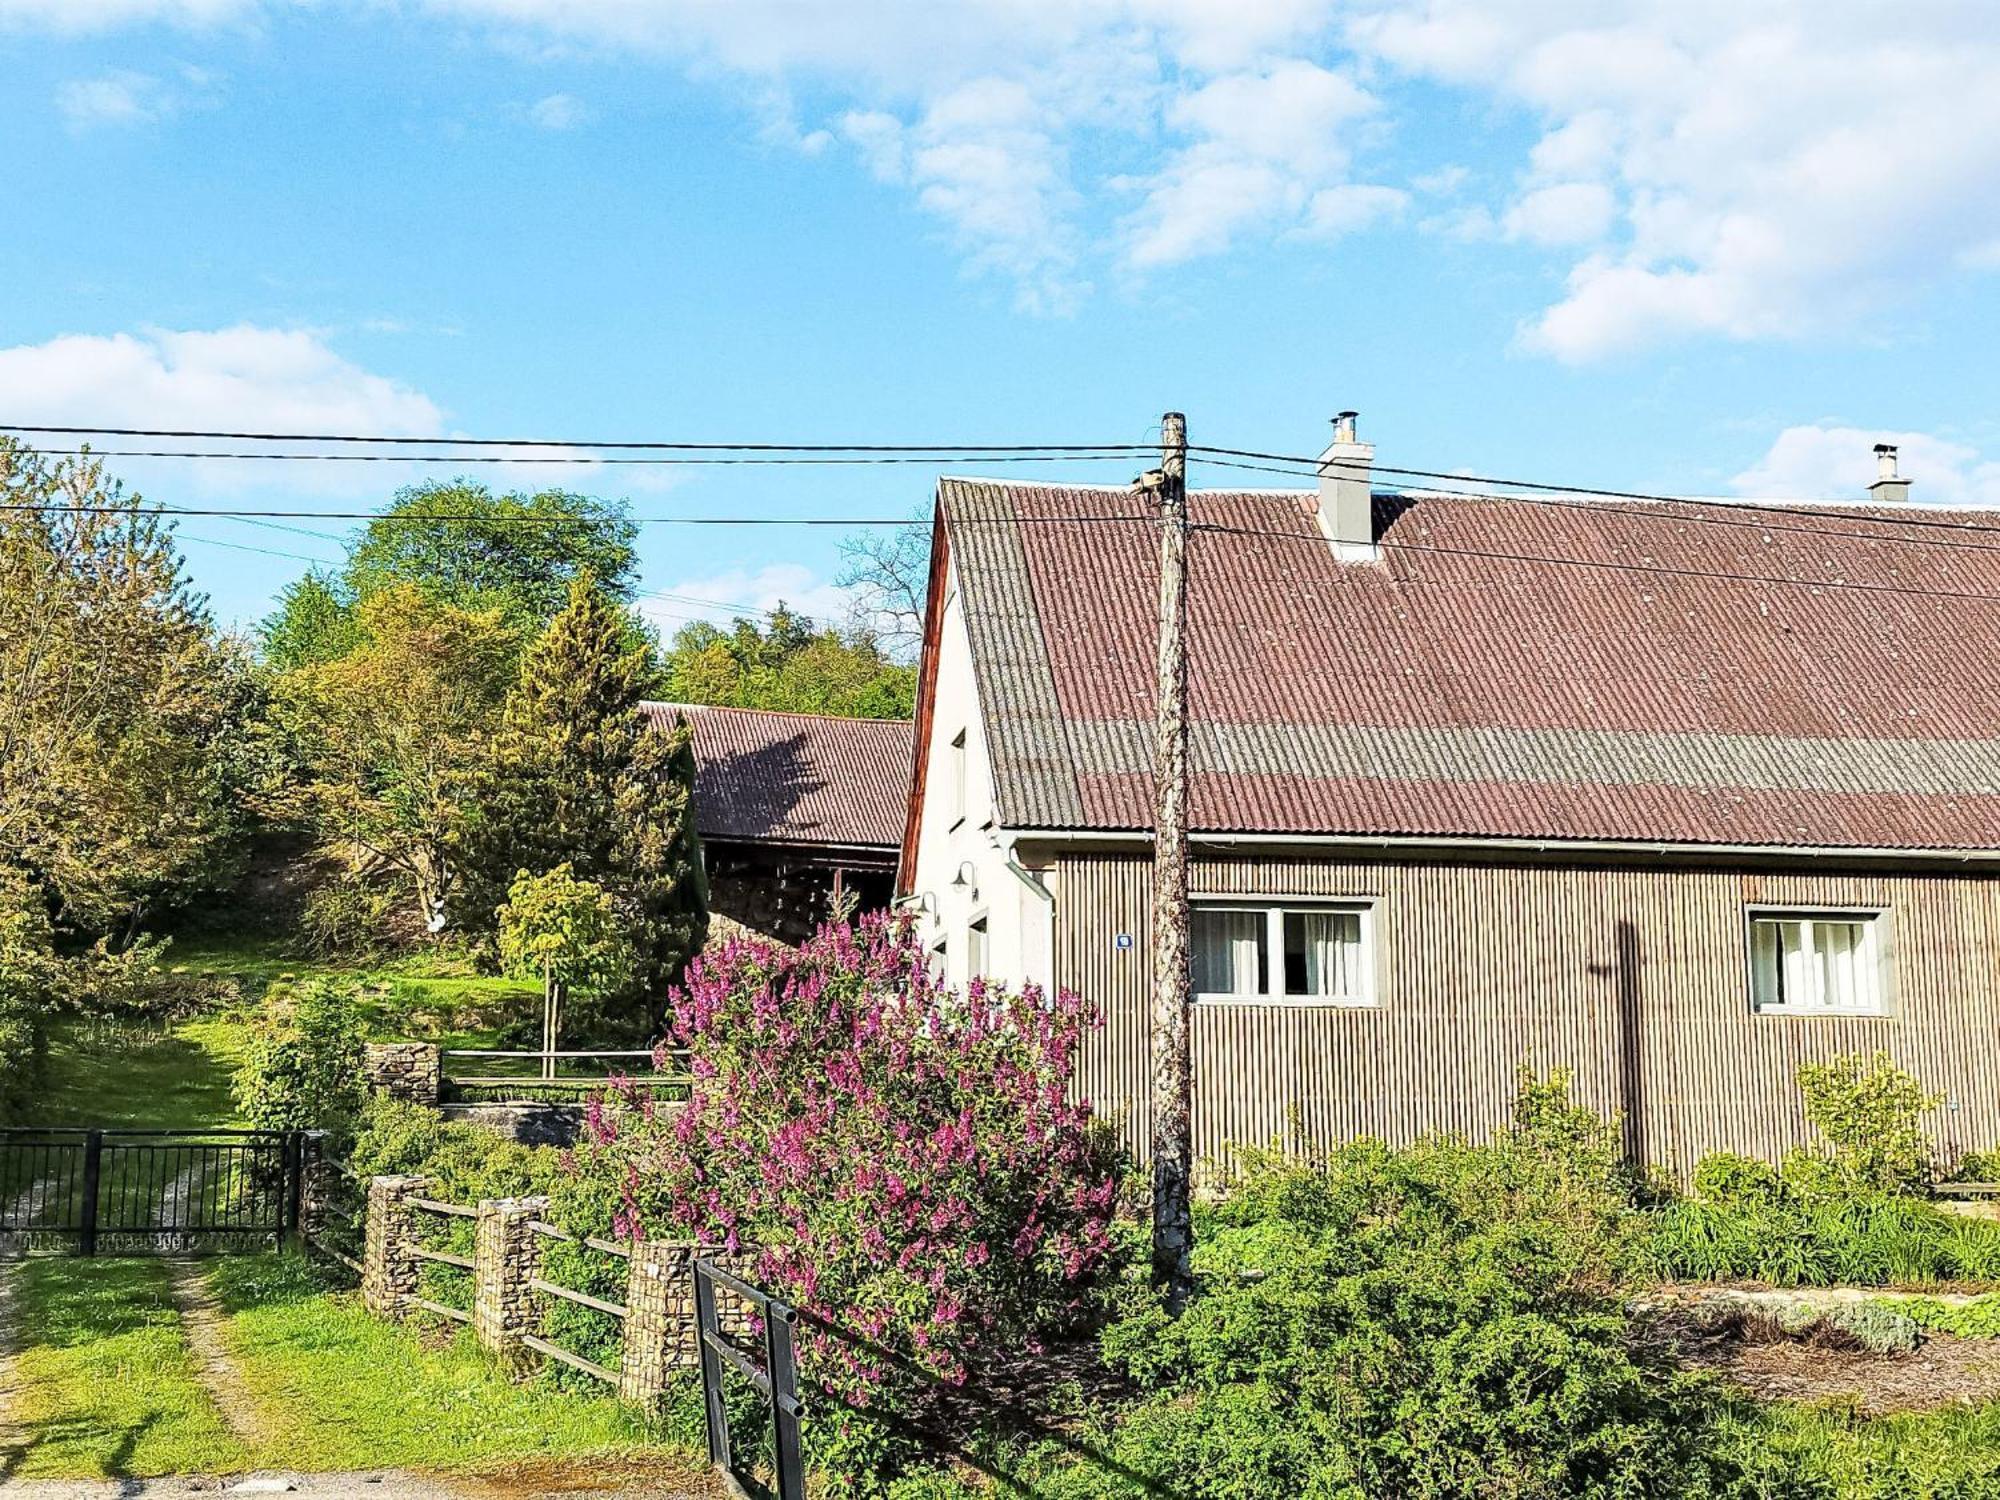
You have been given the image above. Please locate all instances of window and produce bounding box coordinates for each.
[967,915,989,978]
[949,729,968,827]
[1748,909,1888,1016]
[1192,900,1375,1005]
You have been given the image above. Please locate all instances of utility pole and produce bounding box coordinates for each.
[1148,411,1194,1311]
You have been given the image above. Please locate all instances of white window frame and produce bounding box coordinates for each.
[1744,905,1892,1018]
[1190,895,1380,1008]
[966,911,990,979]
[948,729,968,829]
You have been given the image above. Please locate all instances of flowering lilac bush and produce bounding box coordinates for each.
[581,914,1123,1412]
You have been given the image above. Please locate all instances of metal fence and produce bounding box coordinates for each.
[0,1127,306,1256]
[696,1256,805,1500]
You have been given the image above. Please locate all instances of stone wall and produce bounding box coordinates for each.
[361,1174,430,1318]
[473,1196,548,1374]
[363,1042,441,1106]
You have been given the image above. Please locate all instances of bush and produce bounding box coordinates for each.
[1041,1087,1732,1500]
[1796,1050,1940,1196]
[234,978,369,1143]
[576,914,1124,1491]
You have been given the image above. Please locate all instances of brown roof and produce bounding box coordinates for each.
[934,477,2000,851]
[644,702,910,850]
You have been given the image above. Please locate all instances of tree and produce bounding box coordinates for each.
[658,605,916,719]
[836,511,931,662]
[258,481,643,666]
[456,579,707,1031]
[496,864,633,1068]
[274,584,517,932]
[0,440,242,937]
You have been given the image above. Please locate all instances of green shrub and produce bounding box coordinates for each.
[1689,1152,1783,1208]
[233,979,369,1143]
[1904,1294,2000,1340]
[1796,1050,1940,1196]
[1951,1148,2000,1185]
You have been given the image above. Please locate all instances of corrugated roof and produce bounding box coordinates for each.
[644,702,910,850]
[936,478,2000,850]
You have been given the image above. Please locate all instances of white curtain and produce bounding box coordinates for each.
[1194,910,1263,995]
[1294,911,1362,998]
[1813,921,1865,1010]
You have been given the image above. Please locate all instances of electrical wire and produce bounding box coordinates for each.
[3,424,1149,454]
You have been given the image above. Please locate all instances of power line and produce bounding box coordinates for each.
[1189,454,2000,563]
[1189,443,2000,540]
[4,424,1148,454]
[8,446,1147,469]
[1189,519,2000,610]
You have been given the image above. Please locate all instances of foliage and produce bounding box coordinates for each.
[300,877,403,959]
[496,863,632,996]
[1643,1183,2000,1286]
[0,862,57,1117]
[454,579,706,1030]
[273,584,517,932]
[1045,1084,1728,1500]
[1905,1292,2000,1340]
[1953,1148,2000,1185]
[658,605,916,719]
[0,440,244,937]
[259,482,643,671]
[576,915,1123,1490]
[233,978,370,1143]
[1796,1050,1941,1196]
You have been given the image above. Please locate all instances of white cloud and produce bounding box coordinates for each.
[0,0,250,30]
[640,563,852,635]
[57,67,220,128]
[1349,2,2000,360]
[527,91,586,129]
[21,1,2000,351]
[0,324,445,495]
[1733,423,2000,508]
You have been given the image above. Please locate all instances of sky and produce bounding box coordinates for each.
[4,1,2000,636]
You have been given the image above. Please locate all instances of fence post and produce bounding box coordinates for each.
[362,1174,430,1318]
[474,1196,549,1375]
[693,1259,732,1475]
[768,1302,805,1500]
[79,1130,102,1257]
[297,1130,330,1250]
[620,1239,697,1403]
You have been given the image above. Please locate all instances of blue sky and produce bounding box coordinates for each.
[4,1,1999,634]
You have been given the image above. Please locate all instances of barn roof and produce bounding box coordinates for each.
[934,476,2000,851]
[644,702,910,851]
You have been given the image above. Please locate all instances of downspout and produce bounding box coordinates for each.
[998,836,1056,994]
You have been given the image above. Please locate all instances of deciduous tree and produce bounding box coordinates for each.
[658,605,915,719]
[456,578,706,1031]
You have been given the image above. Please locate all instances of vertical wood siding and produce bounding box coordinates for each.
[1056,852,2000,1178]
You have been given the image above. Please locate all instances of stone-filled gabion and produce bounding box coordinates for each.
[474,1196,549,1374]
[361,1174,431,1318]
[363,1042,442,1106]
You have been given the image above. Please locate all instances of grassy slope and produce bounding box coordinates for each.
[1,1259,245,1479]
[33,937,542,1134]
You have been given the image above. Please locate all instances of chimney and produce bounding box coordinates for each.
[1315,410,1377,560]
[1868,443,1912,504]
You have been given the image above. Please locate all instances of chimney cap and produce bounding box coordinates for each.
[1331,411,1359,443]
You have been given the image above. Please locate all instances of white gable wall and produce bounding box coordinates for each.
[906,555,1053,995]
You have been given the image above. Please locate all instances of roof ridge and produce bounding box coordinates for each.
[643,699,912,728]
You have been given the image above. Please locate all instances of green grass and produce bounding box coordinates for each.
[32,937,546,1135]
[200,1256,672,1472]
[1729,1397,2000,1494]
[0,1259,247,1479]
[37,1015,254,1131]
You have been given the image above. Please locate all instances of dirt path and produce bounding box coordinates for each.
[160,1261,273,1452]
[0,1262,27,1470]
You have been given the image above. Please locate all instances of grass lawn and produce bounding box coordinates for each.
[201,1257,677,1473]
[31,937,545,1135]
[0,1259,246,1479]
[0,1257,706,1483]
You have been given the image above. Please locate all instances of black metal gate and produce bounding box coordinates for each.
[0,1127,306,1256]
[695,1256,806,1500]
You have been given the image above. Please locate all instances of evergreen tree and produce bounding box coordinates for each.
[457,578,707,1032]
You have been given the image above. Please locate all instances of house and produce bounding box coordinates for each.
[649,702,910,945]
[898,421,2000,1175]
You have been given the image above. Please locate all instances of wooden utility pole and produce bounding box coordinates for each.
[1149,410,1194,1311]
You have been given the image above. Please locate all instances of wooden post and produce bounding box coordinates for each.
[1149,410,1195,1311]
[542,957,555,1081]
